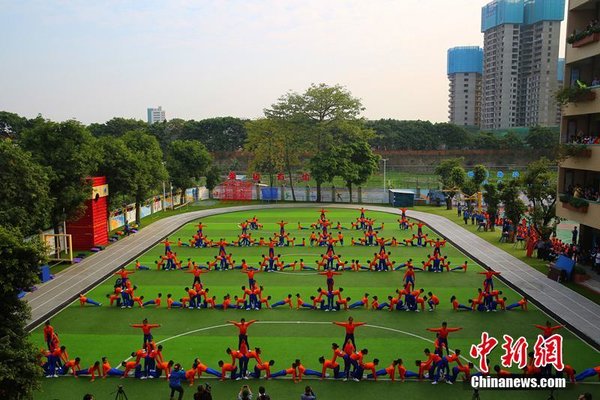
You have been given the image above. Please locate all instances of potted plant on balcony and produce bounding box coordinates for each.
[567,24,600,47]
[555,83,596,106]
[557,144,593,160]
[559,194,590,213]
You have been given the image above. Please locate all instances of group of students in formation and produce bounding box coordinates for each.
[57,208,600,388]
[76,208,527,315]
[40,317,600,385]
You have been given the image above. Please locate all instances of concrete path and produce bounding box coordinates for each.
[25,204,600,351]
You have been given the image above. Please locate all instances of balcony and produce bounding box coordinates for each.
[559,145,600,171]
[570,0,598,11]
[556,196,600,230]
[562,88,600,117]
[566,33,600,64]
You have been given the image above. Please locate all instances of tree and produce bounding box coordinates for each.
[0,140,52,236]
[245,119,303,201]
[265,83,365,202]
[483,182,500,231]
[521,158,559,240]
[462,164,488,208]
[20,120,98,234]
[148,118,186,150]
[182,117,248,152]
[501,131,524,149]
[337,138,380,202]
[88,117,147,137]
[0,226,46,399]
[434,123,472,149]
[121,131,168,224]
[166,140,212,202]
[0,111,28,139]
[525,126,559,159]
[244,119,284,188]
[472,131,502,149]
[366,119,438,150]
[435,158,465,209]
[500,179,527,242]
[96,136,138,208]
[205,165,221,199]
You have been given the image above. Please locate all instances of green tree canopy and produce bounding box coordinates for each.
[121,131,168,223]
[263,83,367,201]
[483,182,501,231]
[96,136,138,208]
[20,120,98,232]
[336,137,380,202]
[88,117,148,137]
[521,157,559,240]
[435,157,465,209]
[500,179,527,241]
[0,226,46,399]
[0,140,52,235]
[182,117,247,152]
[166,140,212,196]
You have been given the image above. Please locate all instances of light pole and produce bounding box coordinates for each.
[382,158,389,193]
[162,181,167,211]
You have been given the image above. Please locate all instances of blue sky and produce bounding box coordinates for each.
[0,1,567,124]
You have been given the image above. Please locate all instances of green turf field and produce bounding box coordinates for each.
[32,208,600,400]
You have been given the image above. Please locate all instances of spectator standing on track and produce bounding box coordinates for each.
[300,386,316,400]
[257,386,271,400]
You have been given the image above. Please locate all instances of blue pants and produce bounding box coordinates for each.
[107,368,123,376]
[406,295,416,310]
[171,301,182,308]
[433,359,449,381]
[457,304,471,311]
[142,300,156,307]
[271,301,287,308]
[205,368,221,378]
[576,368,598,381]
[345,357,358,379]
[239,356,249,377]
[271,369,288,378]
[138,265,149,270]
[378,302,389,310]
[326,294,334,310]
[304,369,322,377]
[349,301,364,309]
[300,303,313,309]
[506,302,521,310]
[86,298,101,306]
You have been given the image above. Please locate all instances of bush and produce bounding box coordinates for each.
[555,86,594,106]
[567,25,600,44]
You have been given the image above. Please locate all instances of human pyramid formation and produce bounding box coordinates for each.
[40,316,595,385]
[78,208,532,313]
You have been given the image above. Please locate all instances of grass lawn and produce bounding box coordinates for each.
[32,208,600,400]
[417,205,600,305]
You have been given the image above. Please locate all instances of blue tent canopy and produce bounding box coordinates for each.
[553,255,575,279]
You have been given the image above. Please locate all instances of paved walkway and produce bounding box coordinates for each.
[25,204,600,351]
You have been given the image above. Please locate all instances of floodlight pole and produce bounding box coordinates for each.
[162,181,167,211]
[382,158,389,193]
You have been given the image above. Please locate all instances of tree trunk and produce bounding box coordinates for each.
[347,183,353,204]
[446,196,453,210]
[316,181,322,202]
